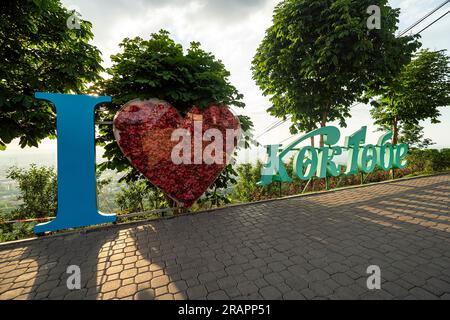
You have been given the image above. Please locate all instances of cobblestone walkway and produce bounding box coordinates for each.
[1,174,449,300]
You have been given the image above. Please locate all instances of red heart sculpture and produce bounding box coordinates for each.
[113,99,241,207]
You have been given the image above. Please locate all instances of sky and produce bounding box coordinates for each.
[2,0,450,166]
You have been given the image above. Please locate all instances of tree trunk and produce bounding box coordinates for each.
[392,115,399,145]
[307,123,315,147]
[391,115,399,181]
[319,110,328,147]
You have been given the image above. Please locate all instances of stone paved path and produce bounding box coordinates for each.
[0,174,450,300]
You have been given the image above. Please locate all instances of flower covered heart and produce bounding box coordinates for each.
[113,99,241,207]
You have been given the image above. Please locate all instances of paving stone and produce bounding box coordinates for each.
[383,282,410,298]
[237,281,259,296]
[217,276,238,290]
[134,289,154,300]
[0,288,24,300]
[0,174,449,301]
[244,268,262,281]
[225,265,243,276]
[106,265,124,275]
[134,272,152,284]
[308,269,330,281]
[283,291,305,300]
[332,273,355,286]
[116,284,137,299]
[309,281,334,297]
[186,277,200,287]
[409,287,439,300]
[285,276,308,291]
[264,273,284,286]
[207,290,229,300]
[120,269,138,280]
[14,272,37,283]
[150,275,169,288]
[64,289,87,300]
[174,292,186,300]
[259,286,282,300]
[224,286,241,299]
[35,279,60,293]
[154,286,168,297]
[204,281,220,294]
[424,277,450,296]
[168,280,187,294]
[155,293,174,300]
[198,272,217,283]
[186,285,207,300]
[101,280,121,293]
[48,286,70,299]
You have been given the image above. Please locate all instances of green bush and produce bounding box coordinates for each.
[406,149,450,173]
[0,221,36,242]
[440,148,450,169]
[233,162,263,202]
[0,164,57,242]
[115,180,167,214]
[232,148,450,204]
[6,164,57,219]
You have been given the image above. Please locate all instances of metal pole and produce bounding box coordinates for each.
[302,179,312,194]
[335,175,344,189]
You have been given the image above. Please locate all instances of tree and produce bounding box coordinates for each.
[252,0,420,146]
[115,180,167,213]
[6,164,57,219]
[0,0,103,149]
[233,162,264,202]
[369,49,450,144]
[398,123,435,149]
[95,30,253,207]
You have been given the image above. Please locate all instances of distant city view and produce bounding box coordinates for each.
[0,146,125,216]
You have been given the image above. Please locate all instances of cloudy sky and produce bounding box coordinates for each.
[4,0,450,164]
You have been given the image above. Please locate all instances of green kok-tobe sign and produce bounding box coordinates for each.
[259,126,409,185]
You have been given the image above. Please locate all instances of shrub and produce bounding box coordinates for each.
[406,149,450,173]
[232,148,450,204]
[115,180,167,213]
[0,221,36,242]
[6,164,57,219]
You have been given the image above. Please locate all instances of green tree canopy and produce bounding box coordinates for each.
[369,49,450,144]
[95,30,253,206]
[399,123,435,149]
[0,0,103,149]
[6,164,57,219]
[252,0,420,146]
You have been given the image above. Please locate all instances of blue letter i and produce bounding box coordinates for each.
[34,93,117,233]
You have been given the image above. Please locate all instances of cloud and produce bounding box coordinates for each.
[67,0,270,26]
[137,0,270,19]
[57,0,450,157]
[201,0,270,19]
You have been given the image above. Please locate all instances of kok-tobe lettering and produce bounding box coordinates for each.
[259,126,409,185]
